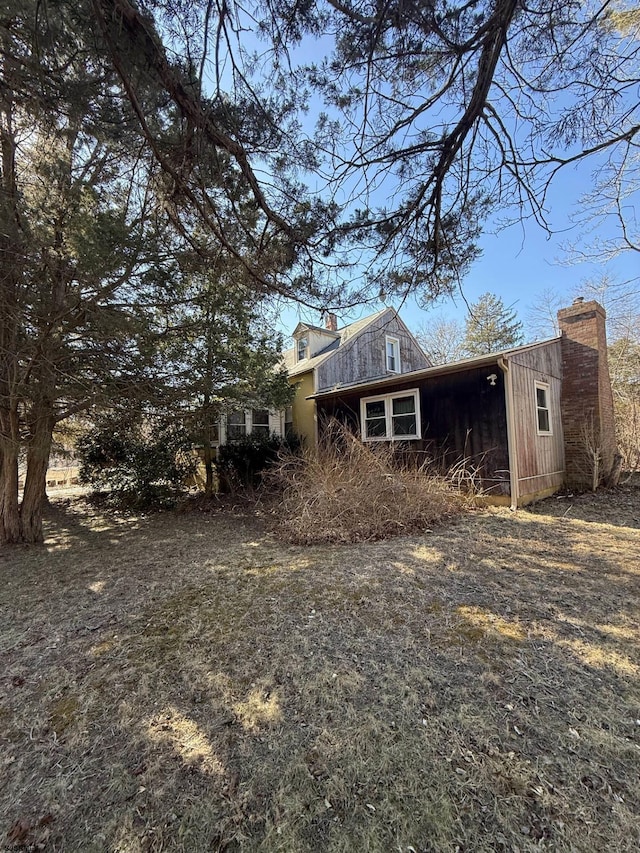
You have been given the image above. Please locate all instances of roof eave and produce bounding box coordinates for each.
[307,336,562,399]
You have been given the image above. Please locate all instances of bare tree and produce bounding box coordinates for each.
[526,289,565,340]
[414,315,466,365]
[577,274,640,341]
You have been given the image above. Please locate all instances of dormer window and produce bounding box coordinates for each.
[297,336,309,362]
[386,336,400,373]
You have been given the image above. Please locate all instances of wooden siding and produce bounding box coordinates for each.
[509,341,565,497]
[315,312,430,391]
[268,411,283,436]
[316,364,511,495]
[419,366,510,495]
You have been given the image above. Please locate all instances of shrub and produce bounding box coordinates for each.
[269,420,470,544]
[78,414,196,508]
[216,432,301,493]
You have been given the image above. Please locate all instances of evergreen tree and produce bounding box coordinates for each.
[0,0,179,542]
[463,293,524,356]
[0,0,303,544]
[152,245,295,496]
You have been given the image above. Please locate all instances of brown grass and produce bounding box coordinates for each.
[1,483,639,852]
[270,423,469,544]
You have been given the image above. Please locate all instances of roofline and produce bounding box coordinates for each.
[286,307,396,378]
[292,321,340,338]
[307,336,561,399]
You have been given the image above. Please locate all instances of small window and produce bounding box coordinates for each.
[208,421,220,444]
[535,382,552,435]
[361,389,420,441]
[227,410,246,440]
[251,409,270,437]
[297,336,309,362]
[385,336,400,372]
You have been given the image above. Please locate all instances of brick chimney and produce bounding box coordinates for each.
[325,312,338,332]
[557,298,617,487]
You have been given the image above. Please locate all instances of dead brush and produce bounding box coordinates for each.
[268,420,472,544]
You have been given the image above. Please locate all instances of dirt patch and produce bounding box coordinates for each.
[1,486,639,852]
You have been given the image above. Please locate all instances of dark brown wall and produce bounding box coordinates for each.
[316,365,510,495]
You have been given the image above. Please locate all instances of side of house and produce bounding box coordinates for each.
[506,340,565,504]
[281,307,431,446]
[209,297,617,506]
[308,298,616,506]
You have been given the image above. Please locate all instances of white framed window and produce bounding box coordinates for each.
[385,336,400,372]
[227,409,273,440]
[360,389,421,441]
[296,336,309,362]
[251,408,270,437]
[227,410,247,440]
[535,382,552,435]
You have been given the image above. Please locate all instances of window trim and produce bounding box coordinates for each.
[251,408,270,436]
[227,409,247,440]
[296,335,309,362]
[385,335,401,373]
[226,409,272,440]
[284,405,294,439]
[535,381,552,436]
[360,388,421,442]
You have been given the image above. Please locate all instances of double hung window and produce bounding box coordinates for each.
[297,336,309,362]
[284,406,294,439]
[251,409,270,437]
[361,389,421,441]
[385,336,400,372]
[227,410,247,440]
[535,382,552,435]
[227,409,271,440]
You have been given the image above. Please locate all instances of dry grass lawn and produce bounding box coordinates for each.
[1,484,639,852]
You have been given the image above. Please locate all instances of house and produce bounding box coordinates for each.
[281,307,431,446]
[217,307,429,445]
[221,298,617,508]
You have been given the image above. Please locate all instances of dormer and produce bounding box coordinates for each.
[292,317,340,363]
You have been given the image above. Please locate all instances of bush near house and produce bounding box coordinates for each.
[216,432,300,493]
[270,422,469,544]
[78,417,196,508]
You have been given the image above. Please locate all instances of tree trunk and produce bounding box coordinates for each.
[20,418,54,544]
[0,436,21,544]
[203,320,217,497]
[203,436,215,497]
[0,33,27,545]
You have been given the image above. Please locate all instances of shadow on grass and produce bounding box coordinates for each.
[1,498,639,852]
[525,479,640,530]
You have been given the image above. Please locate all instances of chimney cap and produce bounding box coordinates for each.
[573,296,585,304]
